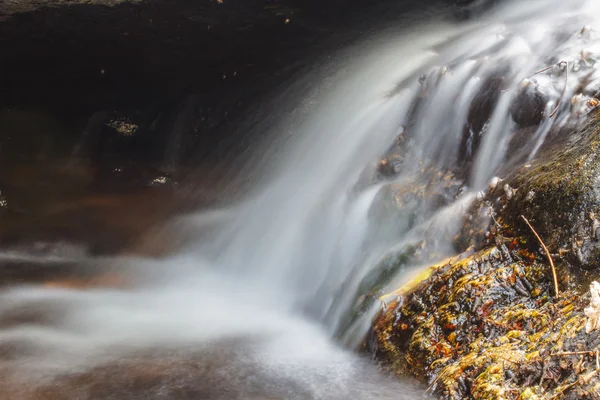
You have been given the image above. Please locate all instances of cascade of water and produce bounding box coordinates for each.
[3,1,600,398]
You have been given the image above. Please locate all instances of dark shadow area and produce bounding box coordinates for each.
[0,0,458,253]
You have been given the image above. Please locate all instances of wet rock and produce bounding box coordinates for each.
[371,245,600,399]
[377,159,397,178]
[368,181,424,235]
[370,113,600,399]
[493,113,600,270]
[106,117,139,136]
[0,190,7,211]
[354,130,410,189]
[332,242,426,340]
[459,73,506,164]
[367,170,463,238]
[510,79,549,127]
[467,75,505,135]
[452,195,493,252]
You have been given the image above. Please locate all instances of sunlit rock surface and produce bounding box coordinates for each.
[372,245,600,399]
[371,115,600,399]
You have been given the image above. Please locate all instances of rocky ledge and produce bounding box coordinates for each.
[369,113,600,399]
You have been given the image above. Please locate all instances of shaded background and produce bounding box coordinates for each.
[0,0,479,255]
[0,0,459,166]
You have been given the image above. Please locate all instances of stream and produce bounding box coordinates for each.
[2,0,600,398]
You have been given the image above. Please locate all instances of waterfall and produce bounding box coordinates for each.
[2,0,600,398]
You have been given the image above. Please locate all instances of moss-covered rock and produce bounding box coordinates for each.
[370,113,600,399]
[493,111,600,271]
[372,245,600,399]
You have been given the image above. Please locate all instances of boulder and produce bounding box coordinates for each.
[370,113,600,399]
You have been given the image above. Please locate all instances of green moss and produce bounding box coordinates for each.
[497,113,600,270]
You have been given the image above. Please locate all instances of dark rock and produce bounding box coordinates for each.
[496,117,600,271]
[377,159,397,178]
[510,79,549,127]
[459,73,506,165]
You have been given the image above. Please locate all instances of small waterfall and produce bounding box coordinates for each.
[3,0,600,398]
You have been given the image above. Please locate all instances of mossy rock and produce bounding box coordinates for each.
[371,245,600,399]
[369,113,600,399]
[492,112,600,270]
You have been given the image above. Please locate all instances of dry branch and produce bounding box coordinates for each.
[521,215,560,297]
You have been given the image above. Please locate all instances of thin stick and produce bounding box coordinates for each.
[550,351,596,357]
[496,355,520,364]
[427,370,446,393]
[548,61,569,118]
[549,381,579,400]
[529,65,554,77]
[521,215,560,297]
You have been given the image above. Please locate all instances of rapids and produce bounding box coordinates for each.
[2,0,600,398]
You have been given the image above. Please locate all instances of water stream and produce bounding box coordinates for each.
[3,0,600,398]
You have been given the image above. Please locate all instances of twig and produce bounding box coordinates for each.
[549,369,600,399]
[490,212,503,229]
[521,215,560,297]
[529,65,554,77]
[496,355,520,364]
[549,380,579,400]
[549,61,569,118]
[550,351,596,357]
[427,370,446,393]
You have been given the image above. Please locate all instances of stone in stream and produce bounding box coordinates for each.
[458,73,506,166]
[510,79,549,128]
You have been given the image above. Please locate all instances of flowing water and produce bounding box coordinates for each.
[3,0,600,398]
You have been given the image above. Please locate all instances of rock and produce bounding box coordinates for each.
[377,159,397,178]
[458,72,506,166]
[371,245,600,399]
[494,112,600,270]
[510,79,549,127]
[367,170,464,239]
[370,113,600,399]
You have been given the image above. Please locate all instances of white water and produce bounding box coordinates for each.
[3,0,600,398]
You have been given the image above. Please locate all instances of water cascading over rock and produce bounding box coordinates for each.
[2,0,600,399]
